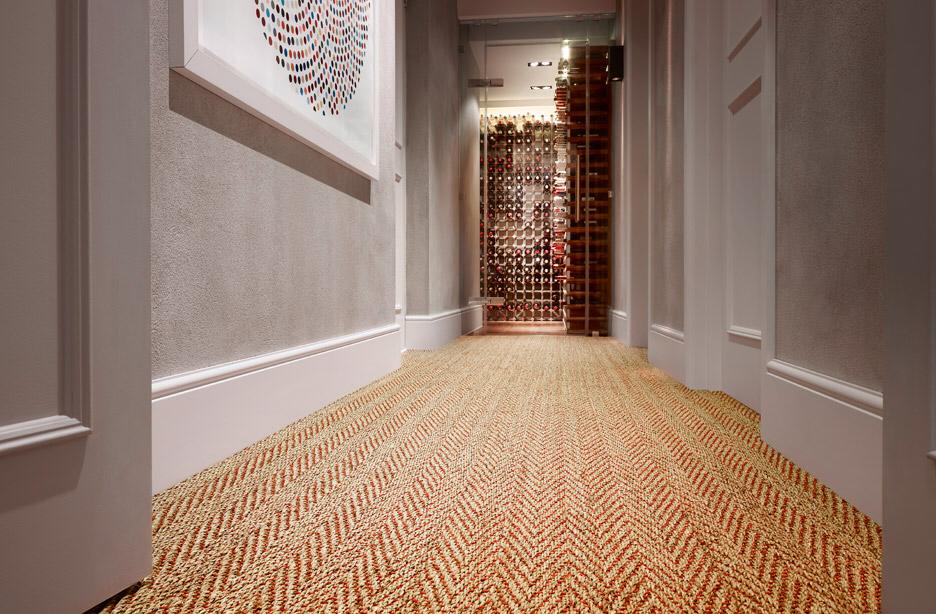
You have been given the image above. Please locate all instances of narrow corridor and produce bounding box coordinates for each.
[100,337,880,613]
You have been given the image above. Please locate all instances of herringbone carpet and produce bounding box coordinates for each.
[99,336,880,613]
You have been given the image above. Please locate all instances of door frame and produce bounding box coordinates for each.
[0,1,152,611]
[882,0,936,607]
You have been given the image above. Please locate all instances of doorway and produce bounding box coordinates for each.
[468,19,615,336]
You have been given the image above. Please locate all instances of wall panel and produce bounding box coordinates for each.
[650,0,685,332]
[0,0,62,426]
[151,0,397,380]
[775,0,885,390]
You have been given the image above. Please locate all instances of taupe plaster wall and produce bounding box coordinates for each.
[406,0,463,315]
[775,0,885,390]
[150,0,396,380]
[650,0,685,332]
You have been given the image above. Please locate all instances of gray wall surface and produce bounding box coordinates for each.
[406,0,463,315]
[150,0,396,380]
[650,0,685,332]
[775,0,885,390]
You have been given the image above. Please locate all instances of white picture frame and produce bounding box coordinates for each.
[169,0,380,180]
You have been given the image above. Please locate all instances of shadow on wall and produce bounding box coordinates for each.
[168,71,372,204]
[0,438,86,515]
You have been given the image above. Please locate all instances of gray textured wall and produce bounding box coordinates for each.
[650,0,685,332]
[406,0,462,315]
[405,0,431,315]
[775,0,885,390]
[150,0,396,380]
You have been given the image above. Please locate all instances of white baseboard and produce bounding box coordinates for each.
[610,309,629,345]
[761,359,883,523]
[722,332,762,410]
[151,324,402,493]
[649,323,686,384]
[404,305,482,350]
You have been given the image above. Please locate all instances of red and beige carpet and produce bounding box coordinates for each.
[99,336,880,613]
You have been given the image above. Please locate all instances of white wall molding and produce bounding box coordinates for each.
[762,361,883,522]
[405,305,482,350]
[766,359,883,416]
[0,416,90,456]
[611,309,630,345]
[153,324,400,399]
[649,324,687,384]
[726,325,762,344]
[650,323,685,342]
[152,324,402,492]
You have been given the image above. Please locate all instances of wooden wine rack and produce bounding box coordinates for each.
[479,114,563,322]
[557,46,611,335]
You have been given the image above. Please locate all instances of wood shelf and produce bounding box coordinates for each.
[556,50,613,336]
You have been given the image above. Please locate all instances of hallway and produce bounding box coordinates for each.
[100,337,879,613]
[8,0,936,610]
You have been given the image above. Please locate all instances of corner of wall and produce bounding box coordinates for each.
[404,305,481,350]
[648,324,686,384]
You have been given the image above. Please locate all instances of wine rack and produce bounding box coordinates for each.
[556,46,612,335]
[480,114,565,322]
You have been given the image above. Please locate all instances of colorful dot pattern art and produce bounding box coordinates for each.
[254,0,371,116]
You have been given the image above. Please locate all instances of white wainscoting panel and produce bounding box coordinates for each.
[649,324,687,384]
[405,305,482,350]
[152,324,402,493]
[761,359,883,522]
[722,6,766,411]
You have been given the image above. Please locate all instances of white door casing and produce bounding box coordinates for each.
[0,1,152,612]
[882,0,936,608]
[681,0,769,402]
[721,0,766,409]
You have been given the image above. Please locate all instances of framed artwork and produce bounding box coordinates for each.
[170,0,379,179]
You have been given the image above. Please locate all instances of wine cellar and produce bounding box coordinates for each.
[480,115,564,322]
[479,45,612,335]
[557,45,611,335]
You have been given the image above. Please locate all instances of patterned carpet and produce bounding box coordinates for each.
[99,336,880,613]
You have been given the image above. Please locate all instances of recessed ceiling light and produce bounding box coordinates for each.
[530,85,553,91]
[527,61,554,67]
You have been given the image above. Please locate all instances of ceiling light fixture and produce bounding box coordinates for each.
[530,85,553,91]
[527,61,554,67]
